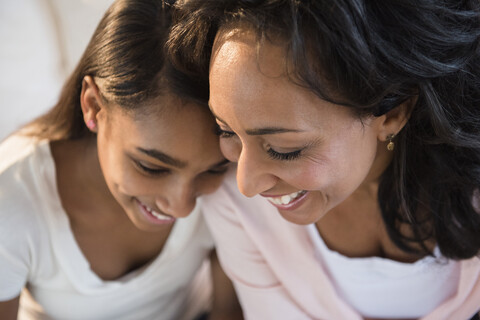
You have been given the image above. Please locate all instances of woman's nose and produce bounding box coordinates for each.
[235,146,277,197]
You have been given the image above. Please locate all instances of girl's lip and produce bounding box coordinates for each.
[135,199,176,225]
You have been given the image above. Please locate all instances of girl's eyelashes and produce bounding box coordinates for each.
[206,165,229,175]
[135,160,169,176]
[135,158,229,178]
[267,148,303,161]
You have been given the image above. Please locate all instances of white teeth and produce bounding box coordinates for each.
[143,203,172,220]
[281,195,290,204]
[150,209,171,220]
[267,190,306,206]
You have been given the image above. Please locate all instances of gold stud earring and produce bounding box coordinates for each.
[386,134,395,151]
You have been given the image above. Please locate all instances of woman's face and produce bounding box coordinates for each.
[95,95,228,232]
[209,30,390,225]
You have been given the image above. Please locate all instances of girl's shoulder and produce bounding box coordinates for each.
[0,134,53,241]
[0,134,41,171]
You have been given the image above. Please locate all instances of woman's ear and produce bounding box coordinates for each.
[377,96,417,142]
[80,76,104,133]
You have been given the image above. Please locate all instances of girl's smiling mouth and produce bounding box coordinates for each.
[136,199,176,224]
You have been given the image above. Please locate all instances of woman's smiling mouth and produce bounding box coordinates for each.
[262,190,308,209]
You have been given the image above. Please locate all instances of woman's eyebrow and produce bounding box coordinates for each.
[245,127,302,136]
[209,102,302,136]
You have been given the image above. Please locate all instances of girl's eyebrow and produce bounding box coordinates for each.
[209,159,230,169]
[136,147,186,168]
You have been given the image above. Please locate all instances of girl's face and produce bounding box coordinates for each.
[209,30,393,225]
[95,95,228,232]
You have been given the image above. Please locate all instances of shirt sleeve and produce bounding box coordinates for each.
[0,245,29,300]
[0,170,35,301]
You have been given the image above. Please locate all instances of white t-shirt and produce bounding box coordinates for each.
[0,135,214,320]
[307,224,460,318]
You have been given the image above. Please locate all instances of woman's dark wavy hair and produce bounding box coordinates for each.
[24,0,207,141]
[168,0,480,259]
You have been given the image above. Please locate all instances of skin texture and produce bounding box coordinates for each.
[209,29,421,266]
[209,251,244,320]
[0,297,18,320]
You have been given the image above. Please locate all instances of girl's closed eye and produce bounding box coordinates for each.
[206,165,230,175]
[134,160,169,176]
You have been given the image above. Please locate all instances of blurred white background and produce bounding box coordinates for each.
[0,0,114,141]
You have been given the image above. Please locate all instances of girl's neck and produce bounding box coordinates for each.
[51,137,121,220]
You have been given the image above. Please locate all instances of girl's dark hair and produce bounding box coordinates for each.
[25,0,208,141]
[168,0,480,260]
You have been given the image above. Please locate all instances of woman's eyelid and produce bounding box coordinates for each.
[268,135,321,152]
[267,147,303,161]
[217,123,233,131]
[264,139,309,154]
[215,124,236,138]
[267,144,304,153]
[265,138,320,161]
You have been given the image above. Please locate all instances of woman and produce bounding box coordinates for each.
[170,1,480,319]
[0,0,241,319]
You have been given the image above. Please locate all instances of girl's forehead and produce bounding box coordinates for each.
[108,93,185,122]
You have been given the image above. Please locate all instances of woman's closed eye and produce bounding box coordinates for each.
[214,124,304,161]
[267,148,303,161]
[215,126,236,138]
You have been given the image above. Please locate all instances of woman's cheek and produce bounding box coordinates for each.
[289,160,328,191]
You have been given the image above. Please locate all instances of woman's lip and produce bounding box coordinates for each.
[260,193,293,198]
[135,199,176,225]
[263,191,309,211]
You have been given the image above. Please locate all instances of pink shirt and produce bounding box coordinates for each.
[201,169,480,319]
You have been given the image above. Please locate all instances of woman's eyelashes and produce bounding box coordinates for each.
[267,148,303,161]
[214,124,303,161]
[215,126,236,138]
